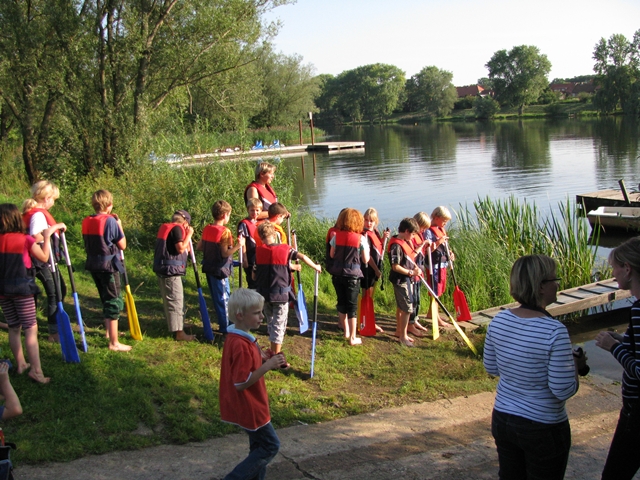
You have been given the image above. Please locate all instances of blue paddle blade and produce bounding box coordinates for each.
[296,282,309,334]
[72,292,88,353]
[198,288,214,341]
[57,302,80,363]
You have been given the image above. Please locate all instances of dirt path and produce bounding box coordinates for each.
[16,374,638,480]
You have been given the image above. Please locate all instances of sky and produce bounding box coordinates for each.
[264,0,640,86]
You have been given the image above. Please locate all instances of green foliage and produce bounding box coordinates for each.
[537,88,561,105]
[473,96,500,119]
[454,95,476,110]
[486,45,552,114]
[404,66,457,117]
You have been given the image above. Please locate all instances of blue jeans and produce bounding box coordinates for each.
[224,422,280,480]
[601,403,640,480]
[206,275,229,333]
[491,409,571,480]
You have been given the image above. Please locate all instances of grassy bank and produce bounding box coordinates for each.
[0,150,600,464]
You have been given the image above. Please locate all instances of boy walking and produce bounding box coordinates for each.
[197,200,244,334]
[220,288,286,479]
[153,210,195,341]
[388,218,422,347]
[81,190,131,351]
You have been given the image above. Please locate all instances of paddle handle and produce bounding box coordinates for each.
[238,239,243,288]
[188,239,204,289]
[444,241,458,288]
[291,230,302,284]
[119,249,132,287]
[59,232,78,294]
[379,229,390,290]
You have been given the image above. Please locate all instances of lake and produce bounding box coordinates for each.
[283,117,639,229]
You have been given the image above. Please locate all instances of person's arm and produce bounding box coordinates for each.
[29,212,49,243]
[30,224,63,262]
[110,215,126,251]
[174,225,193,254]
[236,354,285,391]
[596,303,640,379]
[220,231,245,258]
[390,246,420,276]
[296,252,322,273]
[0,363,22,420]
[548,325,579,400]
[482,326,498,376]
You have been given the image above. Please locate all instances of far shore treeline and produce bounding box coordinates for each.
[0,0,638,184]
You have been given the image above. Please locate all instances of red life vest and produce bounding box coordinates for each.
[22,207,56,231]
[328,231,363,278]
[153,223,188,277]
[200,224,234,279]
[363,229,383,267]
[23,207,61,267]
[255,243,293,303]
[388,236,416,284]
[238,218,258,265]
[244,182,277,211]
[82,214,120,273]
[0,233,39,296]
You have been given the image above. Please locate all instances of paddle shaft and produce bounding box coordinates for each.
[188,240,203,290]
[379,229,390,291]
[444,242,459,288]
[310,270,319,378]
[60,232,88,352]
[238,240,243,288]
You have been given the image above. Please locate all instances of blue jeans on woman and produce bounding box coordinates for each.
[601,402,640,480]
[224,422,280,480]
[491,409,571,480]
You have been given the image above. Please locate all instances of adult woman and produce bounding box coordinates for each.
[244,162,277,220]
[595,236,640,480]
[484,254,585,480]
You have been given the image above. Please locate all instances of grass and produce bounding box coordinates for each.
[0,149,600,465]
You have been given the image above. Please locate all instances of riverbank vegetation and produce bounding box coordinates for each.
[0,150,605,463]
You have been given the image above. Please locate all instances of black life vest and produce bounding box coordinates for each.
[325,226,337,272]
[328,231,363,278]
[153,223,188,276]
[238,219,258,266]
[82,214,120,273]
[201,224,234,279]
[255,244,293,303]
[0,233,39,296]
[244,182,278,211]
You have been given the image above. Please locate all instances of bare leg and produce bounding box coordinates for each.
[339,312,349,338]
[397,311,413,347]
[175,330,196,341]
[348,316,361,345]
[24,326,49,384]
[271,342,282,354]
[106,319,132,352]
[8,327,29,374]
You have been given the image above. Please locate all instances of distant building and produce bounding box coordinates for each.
[456,85,488,98]
[549,81,596,99]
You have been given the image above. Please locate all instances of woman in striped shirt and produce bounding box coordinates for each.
[595,237,640,480]
[484,254,585,480]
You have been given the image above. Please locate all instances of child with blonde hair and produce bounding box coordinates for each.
[426,206,454,328]
[407,212,433,337]
[362,208,390,333]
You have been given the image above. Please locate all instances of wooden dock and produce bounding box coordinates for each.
[469,278,632,327]
[306,141,365,152]
[576,188,640,212]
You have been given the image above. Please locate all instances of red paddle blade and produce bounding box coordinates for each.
[358,290,377,336]
[453,286,472,321]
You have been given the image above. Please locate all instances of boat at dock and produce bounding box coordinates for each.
[576,180,640,212]
[587,206,640,232]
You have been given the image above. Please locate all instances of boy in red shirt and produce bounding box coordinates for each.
[219,288,286,479]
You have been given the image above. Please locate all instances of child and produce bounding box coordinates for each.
[407,212,433,337]
[388,217,423,347]
[237,198,262,290]
[0,362,22,419]
[219,288,286,479]
[81,190,131,352]
[22,180,66,343]
[254,222,321,358]
[197,200,244,334]
[328,208,370,346]
[244,162,278,220]
[425,206,453,328]
[152,210,195,341]
[0,203,63,382]
[256,202,289,246]
[361,208,390,333]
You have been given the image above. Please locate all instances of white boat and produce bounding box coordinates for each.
[587,206,640,231]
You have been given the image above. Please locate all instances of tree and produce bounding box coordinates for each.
[477,77,494,90]
[474,96,500,119]
[592,31,640,115]
[405,66,457,117]
[486,45,551,115]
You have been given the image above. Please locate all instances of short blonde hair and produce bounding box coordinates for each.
[413,212,431,230]
[430,206,451,221]
[228,288,264,321]
[510,254,557,308]
[22,180,60,213]
[255,162,276,181]
[91,190,113,213]
[609,236,640,275]
[257,221,276,241]
[363,208,379,225]
[246,198,263,210]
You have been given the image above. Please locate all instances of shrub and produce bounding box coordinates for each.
[473,96,500,119]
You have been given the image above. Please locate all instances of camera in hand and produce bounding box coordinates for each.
[573,347,590,376]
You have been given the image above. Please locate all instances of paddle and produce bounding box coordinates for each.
[310,270,319,378]
[380,229,390,291]
[445,242,472,321]
[427,247,440,341]
[358,288,376,336]
[291,231,309,334]
[120,250,143,341]
[238,237,243,288]
[188,240,214,341]
[60,232,87,353]
[48,250,80,363]
[405,256,477,355]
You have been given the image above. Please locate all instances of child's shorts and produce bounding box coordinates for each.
[331,276,360,318]
[91,272,124,320]
[393,280,414,314]
[264,302,289,345]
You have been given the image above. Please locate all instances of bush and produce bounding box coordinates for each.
[454,95,475,110]
[473,96,500,119]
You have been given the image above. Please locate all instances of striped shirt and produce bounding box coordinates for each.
[483,310,578,424]
[611,299,640,405]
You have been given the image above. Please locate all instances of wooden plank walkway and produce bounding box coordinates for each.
[576,189,640,212]
[470,278,632,327]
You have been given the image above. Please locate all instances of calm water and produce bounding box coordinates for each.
[283,117,640,229]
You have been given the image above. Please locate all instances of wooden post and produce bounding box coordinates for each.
[298,120,303,145]
[300,156,305,178]
[313,153,317,176]
[619,179,631,206]
[308,112,315,145]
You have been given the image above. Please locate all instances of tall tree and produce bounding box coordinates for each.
[592,31,640,115]
[405,66,457,117]
[486,45,551,115]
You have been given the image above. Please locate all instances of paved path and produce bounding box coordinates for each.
[16,375,638,480]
